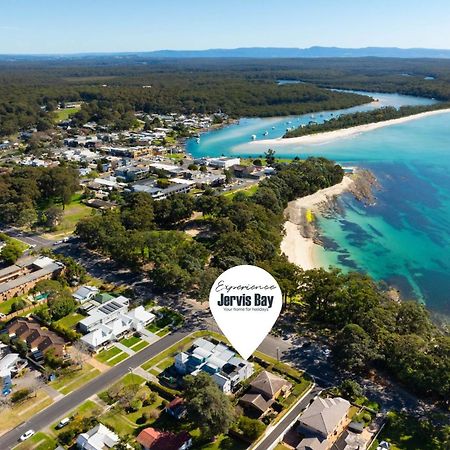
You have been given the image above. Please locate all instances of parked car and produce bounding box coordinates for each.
[56,417,71,429]
[19,430,35,441]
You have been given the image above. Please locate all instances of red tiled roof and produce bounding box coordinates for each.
[137,427,162,448]
[137,428,191,450]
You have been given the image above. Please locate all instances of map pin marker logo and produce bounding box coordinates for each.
[209,265,282,360]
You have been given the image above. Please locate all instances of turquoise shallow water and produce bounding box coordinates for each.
[186,91,437,158]
[186,93,450,316]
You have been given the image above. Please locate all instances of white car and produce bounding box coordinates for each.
[19,430,35,441]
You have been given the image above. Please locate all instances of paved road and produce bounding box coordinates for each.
[0,331,189,450]
[253,386,321,450]
[2,227,55,250]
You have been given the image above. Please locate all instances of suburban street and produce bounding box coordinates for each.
[0,331,189,449]
[1,227,55,250]
[0,239,440,448]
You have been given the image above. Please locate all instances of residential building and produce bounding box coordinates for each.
[76,423,119,450]
[78,296,130,333]
[194,157,241,169]
[296,397,350,450]
[6,317,66,358]
[240,370,292,416]
[136,427,192,450]
[165,397,187,420]
[73,285,99,304]
[174,338,253,393]
[133,181,192,200]
[0,256,64,302]
[0,352,26,379]
[79,297,155,352]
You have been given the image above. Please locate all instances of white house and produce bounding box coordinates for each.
[76,423,119,450]
[73,286,99,304]
[79,298,156,353]
[174,338,253,393]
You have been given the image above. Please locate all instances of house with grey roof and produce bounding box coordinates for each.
[76,423,119,450]
[239,370,292,416]
[174,338,253,393]
[73,285,99,304]
[297,397,350,450]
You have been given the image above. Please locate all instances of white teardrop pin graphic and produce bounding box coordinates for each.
[209,265,282,360]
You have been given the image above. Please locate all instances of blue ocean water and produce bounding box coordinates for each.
[186,92,450,316]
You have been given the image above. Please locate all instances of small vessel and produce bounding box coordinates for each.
[196,137,200,144]
[271,126,275,129]
[263,131,268,136]
[310,114,315,119]
[251,134,256,140]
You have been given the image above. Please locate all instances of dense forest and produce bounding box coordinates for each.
[74,157,449,402]
[2,56,450,138]
[284,102,450,138]
[0,166,79,226]
[0,59,375,137]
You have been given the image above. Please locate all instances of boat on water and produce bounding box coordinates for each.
[251,134,257,140]
[263,130,268,136]
[271,126,275,129]
[196,137,200,143]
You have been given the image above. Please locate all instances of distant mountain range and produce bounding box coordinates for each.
[143,47,450,59]
[2,46,450,60]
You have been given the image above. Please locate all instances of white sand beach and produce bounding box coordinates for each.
[253,108,450,148]
[281,176,354,269]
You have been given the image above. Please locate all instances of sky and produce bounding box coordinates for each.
[1,0,450,54]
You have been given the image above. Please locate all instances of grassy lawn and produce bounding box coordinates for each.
[120,335,141,348]
[58,195,92,232]
[132,340,149,352]
[196,435,247,450]
[96,346,129,366]
[95,346,123,363]
[109,351,129,365]
[50,400,102,436]
[55,312,84,328]
[166,153,185,160]
[13,432,56,450]
[223,183,258,199]
[97,372,147,404]
[274,445,291,450]
[0,296,30,315]
[53,107,80,122]
[0,391,53,434]
[50,364,100,395]
[101,394,165,437]
[157,357,175,371]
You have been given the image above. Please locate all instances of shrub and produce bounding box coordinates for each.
[11,388,31,403]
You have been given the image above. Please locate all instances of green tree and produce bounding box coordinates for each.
[1,241,22,264]
[333,324,375,372]
[184,372,235,440]
[237,416,266,440]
